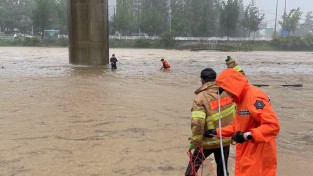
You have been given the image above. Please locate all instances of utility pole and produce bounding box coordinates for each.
[137,0,141,34]
[283,0,287,30]
[113,6,116,34]
[284,0,287,15]
[169,0,171,32]
[274,0,279,38]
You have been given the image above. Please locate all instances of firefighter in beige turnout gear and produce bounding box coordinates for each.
[185,68,235,176]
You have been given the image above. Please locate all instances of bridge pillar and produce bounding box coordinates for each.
[68,0,109,65]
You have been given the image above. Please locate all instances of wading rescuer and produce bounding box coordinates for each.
[185,68,236,176]
[160,58,170,71]
[204,69,280,176]
[110,54,118,69]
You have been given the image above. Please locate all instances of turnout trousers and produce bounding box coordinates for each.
[185,145,230,176]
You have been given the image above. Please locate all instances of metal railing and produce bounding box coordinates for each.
[109,35,272,41]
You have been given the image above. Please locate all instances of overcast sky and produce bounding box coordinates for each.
[243,0,313,27]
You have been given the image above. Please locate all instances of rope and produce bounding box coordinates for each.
[187,147,217,176]
[217,91,228,176]
[186,91,229,176]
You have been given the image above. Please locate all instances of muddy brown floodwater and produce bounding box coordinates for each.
[0,47,313,176]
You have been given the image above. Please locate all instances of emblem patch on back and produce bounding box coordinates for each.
[254,100,265,110]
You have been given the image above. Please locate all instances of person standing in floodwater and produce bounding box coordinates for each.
[110,54,118,69]
[185,68,235,176]
[204,69,280,176]
[160,58,170,71]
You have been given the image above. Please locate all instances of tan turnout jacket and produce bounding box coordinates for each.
[190,82,235,149]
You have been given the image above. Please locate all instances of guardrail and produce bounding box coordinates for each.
[0,36,13,39]
[177,43,253,52]
[109,35,160,40]
[109,35,272,41]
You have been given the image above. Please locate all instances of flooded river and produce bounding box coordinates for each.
[0,47,313,175]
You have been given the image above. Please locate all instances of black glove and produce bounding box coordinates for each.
[203,129,217,138]
[232,131,246,143]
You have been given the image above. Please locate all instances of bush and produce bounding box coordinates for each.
[303,33,313,49]
[109,39,163,48]
[109,39,136,48]
[58,38,68,47]
[0,39,12,46]
[271,35,313,51]
[23,37,40,46]
[135,39,151,48]
[11,35,40,46]
[160,31,176,48]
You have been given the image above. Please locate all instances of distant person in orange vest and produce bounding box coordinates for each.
[160,58,171,71]
[110,54,118,69]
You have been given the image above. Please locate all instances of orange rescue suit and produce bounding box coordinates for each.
[162,59,171,70]
[215,69,280,176]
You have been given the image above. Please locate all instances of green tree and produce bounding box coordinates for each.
[0,0,16,33]
[303,11,313,33]
[16,0,32,34]
[209,0,221,37]
[184,0,217,37]
[31,0,56,38]
[242,0,264,37]
[160,31,176,48]
[220,0,240,37]
[115,0,136,35]
[170,0,186,36]
[0,0,8,32]
[54,0,68,34]
[296,11,313,35]
[140,0,168,36]
[0,0,32,34]
[280,8,302,35]
[235,0,246,37]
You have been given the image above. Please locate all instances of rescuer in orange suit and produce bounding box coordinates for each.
[160,58,170,71]
[204,69,280,176]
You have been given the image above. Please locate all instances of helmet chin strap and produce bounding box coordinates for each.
[217,90,227,176]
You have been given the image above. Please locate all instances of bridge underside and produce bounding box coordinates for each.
[68,0,109,65]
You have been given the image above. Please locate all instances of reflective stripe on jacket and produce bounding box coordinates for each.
[233,65,243,72]
[190,82,235,149]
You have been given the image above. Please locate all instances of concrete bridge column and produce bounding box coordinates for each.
[68,0,109,65]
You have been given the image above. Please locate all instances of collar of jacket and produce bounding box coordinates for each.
[194,82,215,94]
